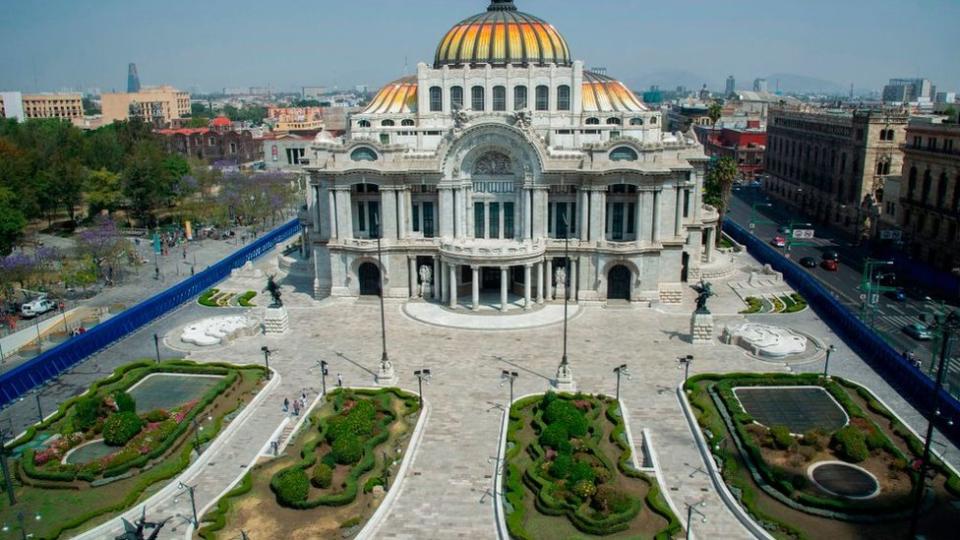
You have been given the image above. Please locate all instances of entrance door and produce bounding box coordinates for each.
[358,263,381,296]
[607,265,631,300]
[681,252,690,283]
[481,267,502,291]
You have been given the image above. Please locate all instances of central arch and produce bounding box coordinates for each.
[607,265,631,300]
[358,262,381,296]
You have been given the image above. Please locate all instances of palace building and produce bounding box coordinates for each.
[303,0,717,309]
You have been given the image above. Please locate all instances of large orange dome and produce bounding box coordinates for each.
[434,0,571,69]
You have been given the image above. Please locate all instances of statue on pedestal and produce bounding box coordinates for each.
[264,275,283,308]
[554,267,567,300]
[692,280,714,315]
[419,265,433,298]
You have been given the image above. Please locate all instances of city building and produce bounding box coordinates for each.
[127,63,141,93]
[764,107,908,241]
[101,85,191,125]
[695,120,767,179]
[753,78,768,93]
[899,117,960,272]
[266,107,325,132]
[157,116,262,165]
[882,78,933,104]
[0,91,84,122]
[725,76,736,96]
[262,132,317,172]
[302,86,327,100]
[303,0,717,306]
[666,102,712,132]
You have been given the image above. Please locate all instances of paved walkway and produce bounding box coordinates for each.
[403,298,582,330]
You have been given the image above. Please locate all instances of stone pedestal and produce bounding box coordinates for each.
[263,306,289,335]
[376,359,399,386]
[554,362,576,392]
[554,284,566,301]
[420,283,432,299]
[691,312,714,345]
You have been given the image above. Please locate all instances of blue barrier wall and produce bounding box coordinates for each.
[0,219,301,407]
[724,219,960,449]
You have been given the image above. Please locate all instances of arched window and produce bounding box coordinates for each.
[606,117,622,125]
[557,85,571,111]
[471,86,485,111]
[937,173,949,208]
[513,86,528,110]
[585,117,600,125]
[609,147,638,161]
[350,147,378,162]
[381,120,395,127]
[535,85,549,111]
[650,116,658,125]
[450,86,464,110]
[922,169,932,203]
[429,86,443,112]
[876,161,884,175]
[908,167,917,199]
[401,119,415,127]
[629,118,644,126]
[357,119,371,128]
[492,86,506,111]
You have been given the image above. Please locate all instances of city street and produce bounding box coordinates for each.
[727,186,960,394]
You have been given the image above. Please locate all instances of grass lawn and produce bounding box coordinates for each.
[0,360,267,539]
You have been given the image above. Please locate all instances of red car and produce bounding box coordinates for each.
[821,259,838,271]
[771,236,787,248]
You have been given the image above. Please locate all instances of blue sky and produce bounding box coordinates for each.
[0,0,957,94]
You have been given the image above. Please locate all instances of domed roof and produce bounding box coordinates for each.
[435,0,571,68]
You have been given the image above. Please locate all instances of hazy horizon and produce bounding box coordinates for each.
[0,0,957,95]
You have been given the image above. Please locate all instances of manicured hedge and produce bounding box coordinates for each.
[198,473,253,540]
[103,412,144,446]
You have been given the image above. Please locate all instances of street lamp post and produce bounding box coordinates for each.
[678,355,694,382]
[153,333,161,364]
[859,259,894,328]
[261,346,272,379]
[685,501,706,540]
[556,215,575,390]
[413,369,432,407]
[500,370,519,405]
[613,364,630,401]
[907,310,960,538]
[748,202,773,232]
[823,345,836,378]
[191,418,204,454]
[34,395,42,423]
[178,482,199,528]
[0,427,16,505]
[373,215,396,385]
[2,511,41,540]
[319,360,329,395]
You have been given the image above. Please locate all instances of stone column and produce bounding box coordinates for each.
[578,189,590,241]
[440,262,448,302]
[523,264,532,310]
[522,188,533,240]
[500,266,509,312]
[449,263,458,308]
[533,189,548,239]
[465,187,474,238]
[545,258,553,301]
[705,227,716,262]
[328,188,338,239]
[409,256,417,298]
[335,188,353,239]
[397,187,409,240]
[652,190,661,243]
[382,188,398,239]
[589,189,603,242]
[674,185,683,238]
[313,185,322,235]
[570,258,578,300]
[536,261,544,303]
[433,258,441,300]
[635,190,645,246]
[472,266,480,311]
[438,187,453,238]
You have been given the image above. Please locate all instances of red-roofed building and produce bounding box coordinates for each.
[695,120,767,179]
[157,117,261,165]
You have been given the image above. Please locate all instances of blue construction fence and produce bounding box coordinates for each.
[724,219,960,449]
[0,219,301,407]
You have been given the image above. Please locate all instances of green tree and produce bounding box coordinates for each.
[82,97,101,115]
[708,102,723,127]
[0,187,26,255]
[704,156,739,242]
[944,105,958,123]
[122,141,168,225]
[85,168,124,215]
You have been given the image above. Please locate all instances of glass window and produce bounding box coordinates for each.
[368,201,380,236]
[627,203,636,234]
[493,86,506,111]
[514,86,528,110]
[429,86,443,112]
[401,119,415,127]
[381,120,395,127]
[611,203,624,240]
[412,205,421,232]
[471,86,485,111]
[474,202,485,238]
[557,85,571,111]
[535,85,549,111]
[358,120,371,128]
[490,202,500,238]
[357,201,366,231]
[379,133,389,145]
[422,202,435,237]
[609,147,638,161]
[570,202,576,234]
[630,117,644,126]
[606,117,622,125]
[450,86,464,110]
[557,204,567,237]
[586,117,600,125]
[504,202,515,239]
[350,147,378,161]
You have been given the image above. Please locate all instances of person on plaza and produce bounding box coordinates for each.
[282,398,289,412]
[337,373,343,388]
[293,400,300,416]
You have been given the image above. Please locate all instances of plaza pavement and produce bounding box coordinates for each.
[5,246,959,539]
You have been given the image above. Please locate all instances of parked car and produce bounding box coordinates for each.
[749,180,762,188]
[903,323,934,341]
[771,236,787,248]
[821,259,839,271]
[799,257,818,268]
[821,250,840,261]
[21,297,55,318]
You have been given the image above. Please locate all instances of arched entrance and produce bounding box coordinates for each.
[607,265,631,301]
[358,263,381,296]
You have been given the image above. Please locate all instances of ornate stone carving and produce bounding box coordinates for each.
[512,110,532,130]
[453,109,471,130]
[473,151,513,176]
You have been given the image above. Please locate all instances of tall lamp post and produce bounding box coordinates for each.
[748,202,774,232]
[500,370,519,406]
[153,333,161,364]
[2,511,41,540]
[613,364,630,401]
[823,345,836,378]
[177,482,199,528]
[678,355,694,382]
[318,360,329,395]
[555,215,575,391]
[413,369,432,407]
[373,214,397,385]
[260,346,272,379]
[684,501,707,540]
[0,426,15,505]
[907,310,960,538]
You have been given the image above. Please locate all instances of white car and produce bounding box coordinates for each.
[21,297,56,318]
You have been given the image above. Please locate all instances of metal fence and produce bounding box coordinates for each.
[0,219,301,407]
[724,219,960,448]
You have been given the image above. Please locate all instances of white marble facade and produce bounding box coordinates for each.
[304,0,719,308]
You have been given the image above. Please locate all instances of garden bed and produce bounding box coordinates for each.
[685,373,960,539]
[0,360,268,539]
[197,387,421,539]
[503,392,680,539]
[199,289,256,308]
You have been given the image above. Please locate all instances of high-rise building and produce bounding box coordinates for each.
[101,85,190,125]
[753,78,768,93]
[725,75,736,96]
[882,78,933,103]
[0,91,84,122]
[127,63,141,93]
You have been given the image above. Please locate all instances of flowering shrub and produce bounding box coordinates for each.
[173,400,199,424]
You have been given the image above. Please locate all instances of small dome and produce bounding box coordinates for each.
[210,116,232,127]
[435,0,571,68]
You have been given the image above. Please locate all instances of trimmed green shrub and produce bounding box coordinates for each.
[550,453,574,479]
[864,427,887,451]
[198,289,219,307]
[770,425,793,449]
[363,476,384,493]
[273,468,310,505]
[326,400,376,443]
[331,434,364,465]
[833,426,869,463]
[539,423,570,451]
[312,463,333,489]
[572,479,596,499]
[340,516,362,529]
[102,412,144,446]
[112,390,136,413]
[144,409,170,422]
[543,399,588,437]
[238,291,257,307]
[569,460,597,484]
[320,452,337,468]
[74,395,101,431]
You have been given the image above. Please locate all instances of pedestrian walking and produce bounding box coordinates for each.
[270,440,279,456]
[283,398,289,412]
[182,247,187,259]
[293,400,300,416]
[337,373,343,388]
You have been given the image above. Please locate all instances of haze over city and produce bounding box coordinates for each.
[1,0,958,93]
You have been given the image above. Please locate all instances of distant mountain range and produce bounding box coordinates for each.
[627,70,846,95]
[762,73,844,95]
